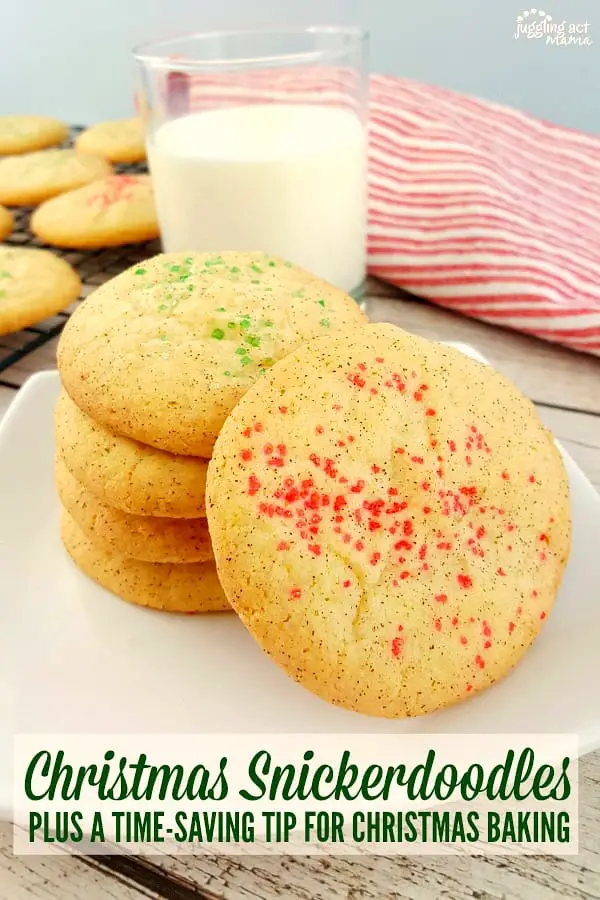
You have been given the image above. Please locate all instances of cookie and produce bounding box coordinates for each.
[0,148,112,206]
[0,205,12,240]
[57,252,367,457]
[206,323,571,719]
[61,510,228,613]
[54,390,208,518]
[0,247,80,336]
[56,455,212,563]
[0,115,68,155]
[75,118,145,164]
[31,174,159,249]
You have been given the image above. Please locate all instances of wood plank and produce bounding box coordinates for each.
[0,824,161,900]
[0,387,15,420]
[111,755,600,900]
[537,406,600,491]
[368,289,600,416]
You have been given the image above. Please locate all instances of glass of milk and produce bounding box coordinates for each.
[133,27,368,299]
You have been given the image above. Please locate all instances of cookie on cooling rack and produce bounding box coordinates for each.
[0,148,111,206]
[0,205,12,240]
[75,118,145,164]
[0,246,80,336]
[0,115,68,155]
[31,174,159,248]
[206,323,571,718]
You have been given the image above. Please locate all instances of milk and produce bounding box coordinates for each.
[147,104,367,293]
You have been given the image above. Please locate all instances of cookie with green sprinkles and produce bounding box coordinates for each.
[57,251,366,456]
[206,323,571,718]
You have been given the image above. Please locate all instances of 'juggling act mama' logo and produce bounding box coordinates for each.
[514,9,592,45]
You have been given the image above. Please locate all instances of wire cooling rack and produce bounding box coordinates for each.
[0,126,161,380]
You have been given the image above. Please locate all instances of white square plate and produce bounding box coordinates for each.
[1,348,599,818]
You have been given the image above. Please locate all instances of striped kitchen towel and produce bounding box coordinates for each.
[165,69,600,356]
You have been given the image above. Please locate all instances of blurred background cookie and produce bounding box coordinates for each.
[76,117,145,164]
[31,174,159,248]
[0,204,12,240]
[0,114,68,155]
[0,246,80,336]
[0,148,111,206]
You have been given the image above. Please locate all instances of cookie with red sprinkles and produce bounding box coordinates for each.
[206,323,571,718]
[57,251,366,457]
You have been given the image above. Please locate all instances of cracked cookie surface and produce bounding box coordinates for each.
[206,323,571,718]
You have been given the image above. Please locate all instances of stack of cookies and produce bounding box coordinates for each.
[54,250,366,614]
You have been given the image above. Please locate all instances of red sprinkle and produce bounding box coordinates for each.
[391,637,404,658]
[241,449,253,461]
[248,475,261,496]
[290,588,301,599]
[457,574,473,589]
[277,541,289,551]
[279,406,288,414]
[435,593,448,604]
[343,579,351,588]
[508,621,516,634]
[426,408,436,417]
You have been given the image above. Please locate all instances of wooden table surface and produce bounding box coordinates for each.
[1,279,599,900]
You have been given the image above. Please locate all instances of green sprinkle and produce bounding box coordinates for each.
[239,318,251,331]
[216,307,226,312]
[224,371,231,377]
[158,303,168,312]
[250,263,263,274]
[262,320,273,327]
[227,322,236,329]
[240,355,252,366]
[211,328,225,340]
[320,318,330,328]
[187,285,194,292]
[170,265,180,272]
[317,298,326,307]
[179,273,192,281]
[268,260,276,267]
[135,268,146,275]
[235,347,248,356]
[292,289,305,299]
[205,256,225,266]
[0,271,11,279]
[230,266,240,273]
[284,261,292,268]
[158,334,168,342]
[184,257,193,265]
[245,334,261,348]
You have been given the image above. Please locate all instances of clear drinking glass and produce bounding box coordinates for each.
[133,27,368,300]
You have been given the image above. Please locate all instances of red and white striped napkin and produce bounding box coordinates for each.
[165,70,600,356]
[368,76,600,357]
